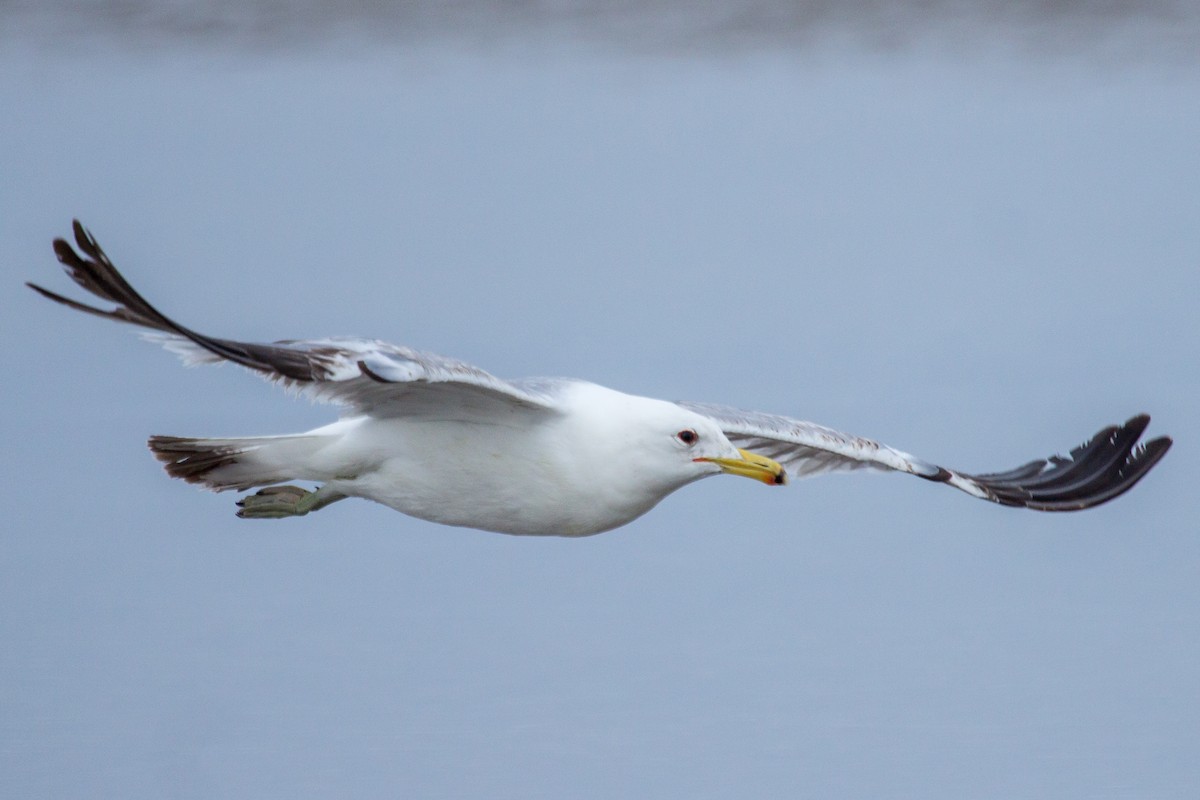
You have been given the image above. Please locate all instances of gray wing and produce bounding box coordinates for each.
[678,401,1171,511]
[28,221,561,418]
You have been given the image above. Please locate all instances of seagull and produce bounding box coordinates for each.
[29,222,1171,536]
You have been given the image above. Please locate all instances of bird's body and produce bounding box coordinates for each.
[172,383,753,536]
[29,222,1172,536]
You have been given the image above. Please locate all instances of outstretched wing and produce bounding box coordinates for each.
[678,401,1171,511]
[28,221,561,418]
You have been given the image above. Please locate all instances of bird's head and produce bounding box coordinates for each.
[561,383,787,499]
[674,416,788,487]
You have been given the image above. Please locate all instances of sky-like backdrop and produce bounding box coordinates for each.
[2,3,1198,797]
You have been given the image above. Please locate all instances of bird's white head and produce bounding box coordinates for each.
[558,383,787,502]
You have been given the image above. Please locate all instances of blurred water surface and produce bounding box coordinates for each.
[2,3,1198,798]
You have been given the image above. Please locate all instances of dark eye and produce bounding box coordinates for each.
[676,429,699,446]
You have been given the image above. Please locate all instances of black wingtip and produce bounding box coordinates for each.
[35,221,334,382]
[961,414,1171,512]
[26,281,62,302]
[72,219,92,250]
[1137,435,1173,471]
[1123,413,1151,438]
[52,237,78,266]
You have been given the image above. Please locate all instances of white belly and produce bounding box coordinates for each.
[309,416,669,537]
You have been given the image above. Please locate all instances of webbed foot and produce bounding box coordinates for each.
[236,485,345,519]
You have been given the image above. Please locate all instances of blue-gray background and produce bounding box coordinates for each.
[2,3,1197,797]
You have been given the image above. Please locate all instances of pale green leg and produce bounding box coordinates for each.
[235,484,347,519]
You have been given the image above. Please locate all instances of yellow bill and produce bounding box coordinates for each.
[696,448,787,486]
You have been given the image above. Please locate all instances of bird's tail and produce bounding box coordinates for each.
[147,433,325,492]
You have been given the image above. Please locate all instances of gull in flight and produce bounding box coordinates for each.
[29,222,1171,536]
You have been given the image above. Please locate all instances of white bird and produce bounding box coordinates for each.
[29,222,1171,536]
